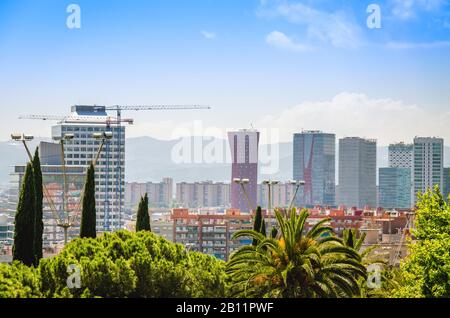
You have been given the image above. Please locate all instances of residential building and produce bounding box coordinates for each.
[52,105,126,231]
[176,181,230,208]
[338,137,377,209]
[228,129,260,212]
[257,182,296,209]
[125,178,173,210]
[172,208,253,261]
[379,168,412,209]
[413,137,444,203]
[293,131,336,207]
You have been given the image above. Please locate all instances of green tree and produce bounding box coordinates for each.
[38,230,227,298]
[394,186,450,297]
[252,206,266,246]
[227,208,367,298]
[13,163,36,266]
[0,262,42,298]
[32,148,44,266]
[80,163,97,238]
[136,194,151,232]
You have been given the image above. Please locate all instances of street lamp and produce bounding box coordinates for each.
[92,131,113,166]
[288,180,306,215]
[262,180,279,233]
[10,133,63,246]
[52,133,76,245]
[233,178,254,212]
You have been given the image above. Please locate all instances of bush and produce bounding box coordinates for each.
[38,230,228,298]
[0,262,42,298]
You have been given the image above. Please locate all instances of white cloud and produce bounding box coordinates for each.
[201,31,216,40]
[386,40,450,49]
[266,31,313,52]
[256,92,450,145]
[391,0,447,20]
[258,1,363,49]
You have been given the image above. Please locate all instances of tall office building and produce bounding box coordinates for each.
[52,106,125,232]
[379,168,412,209]
[338,137,377,208]
[444,168,450,200]
[228,129,260,212]
[413,137,444,204]
[293,131,335,207]
[389,143,413,168]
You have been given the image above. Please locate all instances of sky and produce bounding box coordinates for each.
[0,0,449,145]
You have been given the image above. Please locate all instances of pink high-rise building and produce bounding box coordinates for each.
[228,129,260,212]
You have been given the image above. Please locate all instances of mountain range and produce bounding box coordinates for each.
[1,137,450,186]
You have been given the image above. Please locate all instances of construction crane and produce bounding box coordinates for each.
[20,104,210,232]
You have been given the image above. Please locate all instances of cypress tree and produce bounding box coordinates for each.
[80,163,97,238]
[136,193,151,232]
[252,206,265,246]
[32,148,44,266]
[13,163,36,266]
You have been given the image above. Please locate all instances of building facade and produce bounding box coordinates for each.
[171,208,253,261]
[257,182,296,209]
[388,143,413,168]
[293,131,335,207]
[379,168,412,209]
[125,178,173,210]
[176,181,230,208]
[338,137,377,209]
[228,129,260,212]
[52,106,125,232]
[443,167,450,200]
[413,137,444,203]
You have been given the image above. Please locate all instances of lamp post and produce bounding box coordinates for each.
[11,133,62,245]
[262,180,279,233]
[288,180,306,215]
[52,133,75,245]
[92,131,113,166]
[233,178,254,213]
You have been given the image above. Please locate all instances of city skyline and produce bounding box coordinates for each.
[0,1,450,145]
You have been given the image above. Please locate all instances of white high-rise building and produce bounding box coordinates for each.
[389,143,413,168]
[413,137,444,203]
[52,106,125,232]
[338,137,377,209]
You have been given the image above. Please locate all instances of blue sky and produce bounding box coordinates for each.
[0,0,450,145]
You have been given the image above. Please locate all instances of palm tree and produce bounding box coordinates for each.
[226,209,367,298]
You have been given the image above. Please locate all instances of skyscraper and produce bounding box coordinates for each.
[338,137,377,209]
[413,137,444,204]
[379,168,412,209]
[52,106,125,232]
[228,129,260,212]
[293,131,335,207]
[389,143,413,168]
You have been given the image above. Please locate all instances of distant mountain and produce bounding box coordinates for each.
[1,137,449,187]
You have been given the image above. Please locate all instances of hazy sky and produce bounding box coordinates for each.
[0,0,449,145]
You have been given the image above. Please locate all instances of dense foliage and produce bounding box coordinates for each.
[80,163,97,239]
[0,262,42,298]
[32,148,44,266]
[13,163,36,266]
[394,186,450,298]
[252,206,266,246]
[37,230,228,298]
[227,209,367,298]
[136,194,151,232]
